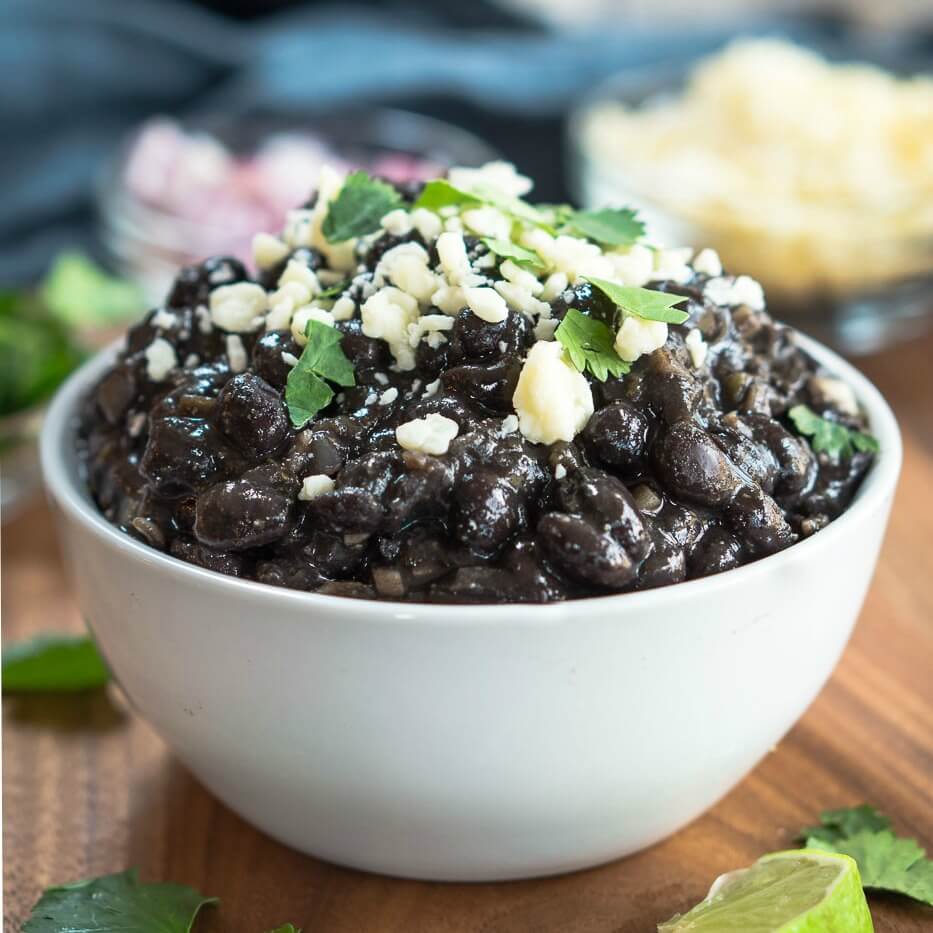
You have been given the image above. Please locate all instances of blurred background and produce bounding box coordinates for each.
[1,0,931,516]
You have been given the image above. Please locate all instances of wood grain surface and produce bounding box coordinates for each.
[4,336,933,933]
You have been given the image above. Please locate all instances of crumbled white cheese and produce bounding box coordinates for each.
[209,282,267,332]
[554,463,567,480]
[607,244,655,287]
[298,474,336,501]
[291,306,336,345]
[226,334,248,374]
[423,379,440,397]
[281,351,300,368]
[615,316,669,362]
[184,353,199,368]
[278,258,321,296]
[144,337,178,381]
[265,301,294,332]
[436,231,472,285]
[374,371,389,385]
[500,259,543,295]
[810,376,860,416]
[379,387,399,405]
[194,305,212,334]
[396,413,460,455]
[151,309,177,330]
[330,295,356,321]
[380,208,414,237]
[461,205,512,240]
[465,286,509,323]
[522,229,612,281]
[306,165,358,273]
[475,252,496,270]
[252,232,290,270]
[692,247,723,278]
[534,317,559,341]
[653,247,694,284]
[448,161,532,198]
[376,242,439,304]
[317,268,345,286]
[498,340,508,353]
[494,280,549,318]
[431,284,467,316]
[540,271,569,302]
[282,208,315,249]
[364,390,378,405]
[443,215,464,232]
[500,414,519,435]
[704,275,765,311]
[685,328,708,368]
[411,207,443,241]
[407,313,455,348]
[361,287,420,370]
[512,340,594,445]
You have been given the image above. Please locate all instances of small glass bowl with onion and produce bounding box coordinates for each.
[568,38,933,355]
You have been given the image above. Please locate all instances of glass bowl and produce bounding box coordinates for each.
[567,55,933,355]
[98,108,500,306]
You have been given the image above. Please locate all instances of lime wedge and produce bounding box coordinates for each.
[658,849,873,933]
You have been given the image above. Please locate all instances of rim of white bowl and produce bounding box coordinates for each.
[40,330,902,623]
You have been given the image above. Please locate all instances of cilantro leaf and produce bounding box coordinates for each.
[808,831,933,906]
[322,171,403,243]
[316,280,351,300]
[23,869,218,933]
[555,309,630,382]
[285,320,355,428]
[413,179,481,212]
[480,238,545,271]
[2,633,109,693]
[584,278,689,325]
[788,405,879,459]
[413,179,550,229]
[560,207,645,247]
[800,805,892,846]
[265,926,301,933]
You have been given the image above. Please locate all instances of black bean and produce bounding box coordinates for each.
[194,473,294,550]
[252,330,301,389]
[454,472,522,555]
[581,401,648,472]
[217,373,290,459]
[653,422,744,508]
[166,256,248,308]
[140,417,237,496]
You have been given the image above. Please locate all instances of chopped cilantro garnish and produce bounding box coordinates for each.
[316,280,351,300]
[480,238,545,271]
[800,806,933,906]
[584,277,689,325]
[412,179,481,213]
[322,171,403,243]
[560,207,645,247]
[555,309,630,382]
[285,320,355,428]
[23,869,218,933]
[788,404,878,458]
[413,179,550,229]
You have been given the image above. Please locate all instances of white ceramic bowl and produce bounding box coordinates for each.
[40,334,901,881]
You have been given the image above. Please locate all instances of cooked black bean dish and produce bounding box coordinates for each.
[79,162,878,603]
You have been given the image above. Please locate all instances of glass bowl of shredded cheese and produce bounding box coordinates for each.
[570,39,933,353]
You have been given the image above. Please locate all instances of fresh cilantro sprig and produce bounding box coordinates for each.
[265,926,301,933]
[788,405,879,459]
[285,320,355,428]
[480,238,545,271]
[555,309,630,382]
[560,207,645,247]
[413,179,550,228]
[2,633,110,693]
[23,869,218,933]
[316,280,351,300]
[800,806,933,906]
[322,172,403,243]
[585,277,689,325]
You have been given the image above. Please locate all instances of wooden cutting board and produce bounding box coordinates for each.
[4,336,932,933]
